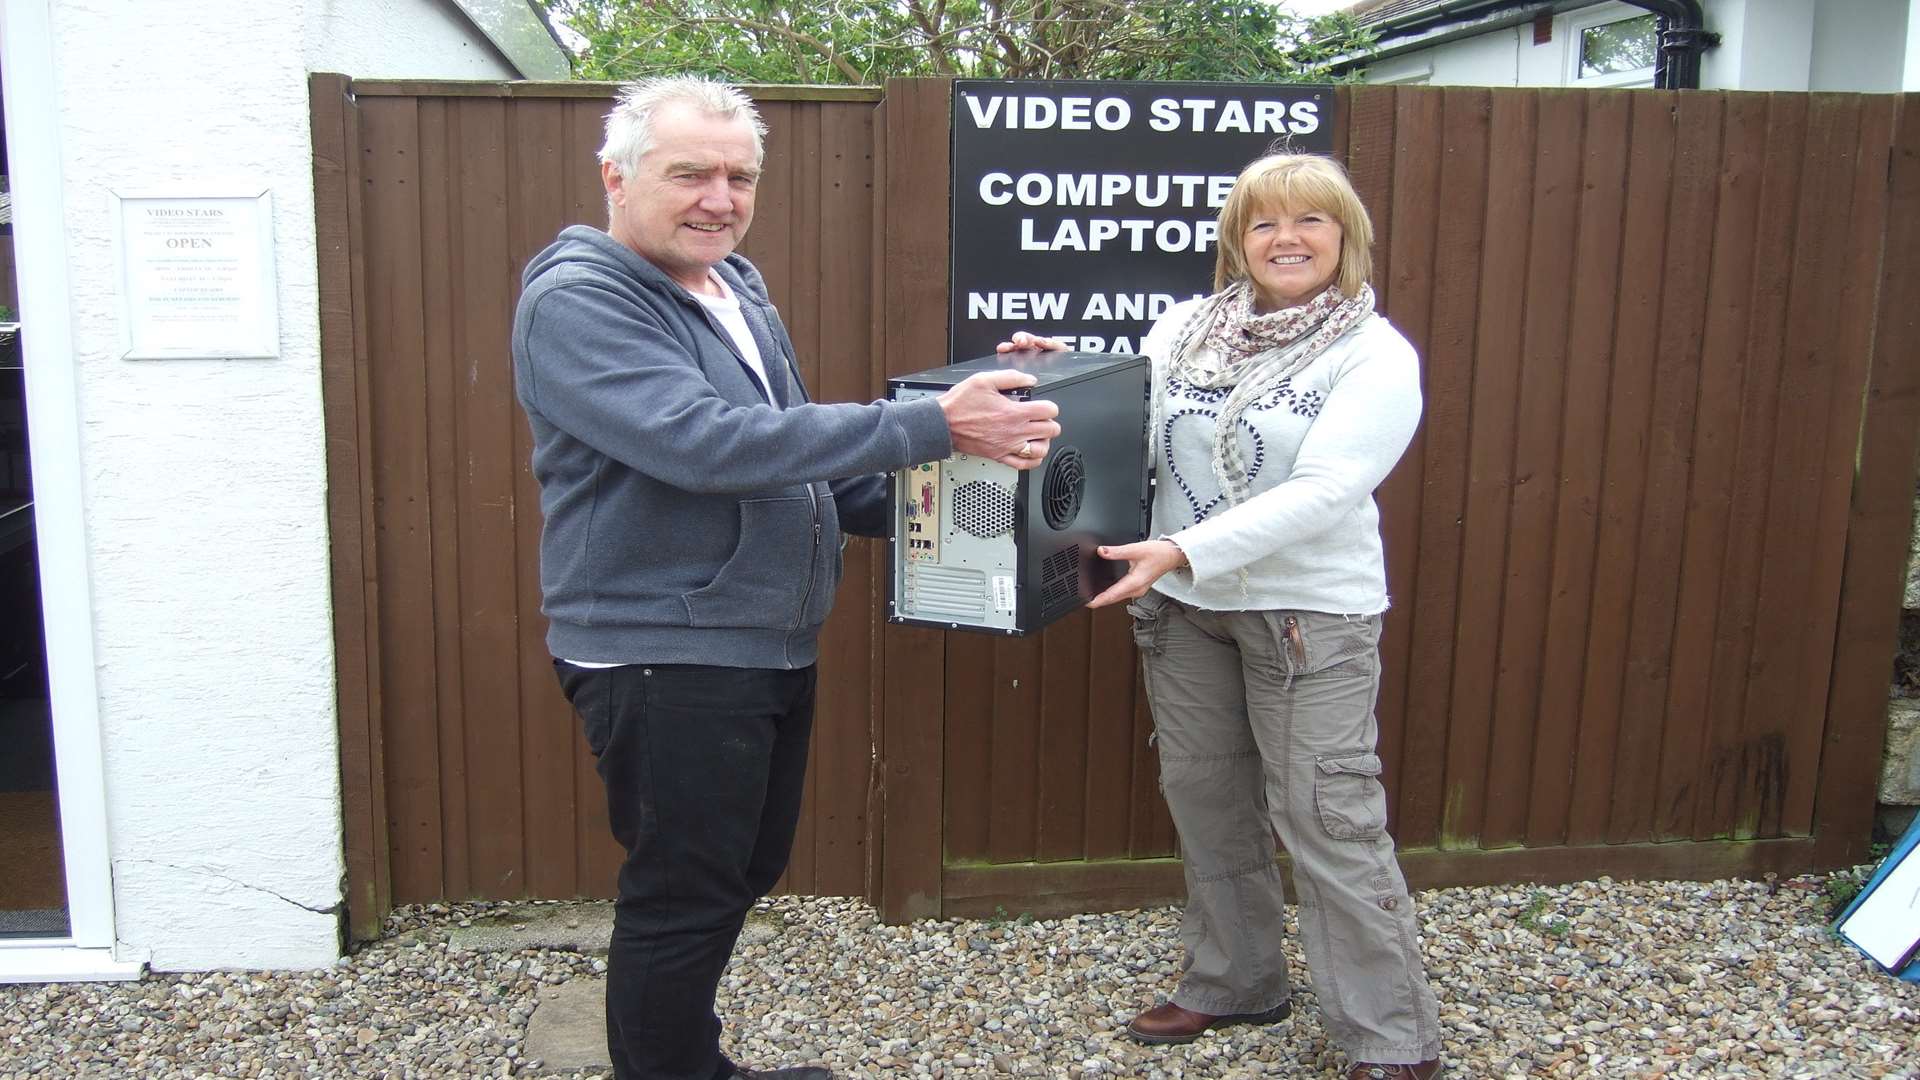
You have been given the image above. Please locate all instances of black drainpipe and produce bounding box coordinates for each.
[1620,0,1717,89]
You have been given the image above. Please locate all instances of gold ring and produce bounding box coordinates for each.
[1019,440,1036,459]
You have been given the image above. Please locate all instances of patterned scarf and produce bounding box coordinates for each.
[1190,280,1353,384]
[1159,279,1376,511]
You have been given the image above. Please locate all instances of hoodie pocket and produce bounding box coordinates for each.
[804,490,841,627]
[684,496,819,630]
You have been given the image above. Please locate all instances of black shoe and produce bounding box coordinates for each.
[732,1068,832,1080]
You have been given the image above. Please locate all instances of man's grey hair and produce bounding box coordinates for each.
[598,76,767,179]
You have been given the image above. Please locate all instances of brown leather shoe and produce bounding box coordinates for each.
[1347,1061,1442,1079]
[1125,998,1292,1044]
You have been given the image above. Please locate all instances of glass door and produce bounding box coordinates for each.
[0,306,69,940]
[0,0,136,980]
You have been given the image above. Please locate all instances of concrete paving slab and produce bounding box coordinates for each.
[524,978,612,1072]
[448,903,788,954]
[740,908,786,946]
[449,901,614,953]
[514,909,786,1075]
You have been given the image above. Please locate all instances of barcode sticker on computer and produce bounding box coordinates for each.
[991,575,1016,612]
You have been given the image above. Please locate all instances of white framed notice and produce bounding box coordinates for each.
[111,189,280,359]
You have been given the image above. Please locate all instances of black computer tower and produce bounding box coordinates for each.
[887,350,1150,634]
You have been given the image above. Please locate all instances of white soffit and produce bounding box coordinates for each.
[450,0,571,80]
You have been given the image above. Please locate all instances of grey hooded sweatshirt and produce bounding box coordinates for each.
[512,226,951,669]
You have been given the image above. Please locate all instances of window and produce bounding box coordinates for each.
[1579,14,1657,78]
[1564,6,1658,88]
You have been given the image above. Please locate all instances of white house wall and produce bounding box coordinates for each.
[1359,1,1662,87]
[1361,0,1913,92]
[1366,25,1525,86]
[306,0,520,77]
[1701,0,1815,89]
[1808,0,1911,92]
[1908,0,1920,86]
[42,0,517,971]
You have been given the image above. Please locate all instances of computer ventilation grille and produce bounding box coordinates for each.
[1041,447,1085,531]
[953,479,1016,538]
[1039,544,1081,616]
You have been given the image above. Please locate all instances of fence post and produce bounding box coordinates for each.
[875,78,955,923]
[310,72,391,943]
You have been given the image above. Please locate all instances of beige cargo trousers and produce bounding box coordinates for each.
[1130,591,1442,1065]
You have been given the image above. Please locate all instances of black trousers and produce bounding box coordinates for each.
[556,661,816,1080]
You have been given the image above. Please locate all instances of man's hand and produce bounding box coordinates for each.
[937,370,1062,471]
[1087,539,1187,608]
[996,331,1070,353]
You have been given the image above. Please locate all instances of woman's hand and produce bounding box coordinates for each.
[1087,539,1188,608]
[995,331,1070,353]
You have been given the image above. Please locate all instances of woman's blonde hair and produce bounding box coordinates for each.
[1213,153,1373,300]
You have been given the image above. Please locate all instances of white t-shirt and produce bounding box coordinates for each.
[692,271,774,401]
[1146,299,1423,616]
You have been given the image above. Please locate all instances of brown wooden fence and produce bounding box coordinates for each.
[314,76,1920,941]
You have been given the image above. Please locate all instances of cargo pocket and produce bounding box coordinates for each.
[1126,590,1173,655]
[1294,611,1379,679]
[1315,752,1387,840]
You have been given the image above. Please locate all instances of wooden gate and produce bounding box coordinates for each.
[315,77,1920,939]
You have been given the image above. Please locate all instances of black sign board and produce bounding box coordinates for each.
[949,80,1335,362]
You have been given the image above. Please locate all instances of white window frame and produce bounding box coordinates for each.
[0,0,143,983]
[1564,3,1659,89]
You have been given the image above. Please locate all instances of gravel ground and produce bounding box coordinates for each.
[2,872,1916,1079]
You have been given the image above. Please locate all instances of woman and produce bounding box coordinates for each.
[1004,153,1440,1079]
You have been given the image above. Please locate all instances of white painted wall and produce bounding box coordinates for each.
[1360,0,1912,93]
[1809,0,1911,92]
[307,0,517,77]
[1373,25,1524,86]
[1702,0,1815,90]
[1359,2,1659,89]
[38,0,517,971]
[1908,0,1920,87]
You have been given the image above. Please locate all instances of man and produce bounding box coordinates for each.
[511,77,1059,1080]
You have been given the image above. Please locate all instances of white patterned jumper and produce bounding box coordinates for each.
[1143,297,1423,614]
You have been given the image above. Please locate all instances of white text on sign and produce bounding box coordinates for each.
[963,95,1322,136]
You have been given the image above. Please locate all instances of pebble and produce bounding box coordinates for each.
[0,875,1915,1077]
